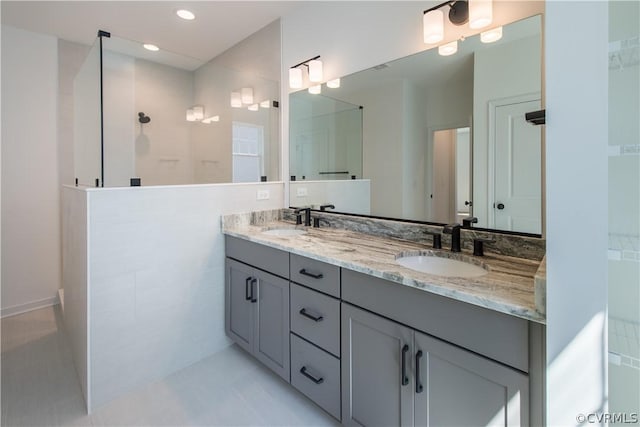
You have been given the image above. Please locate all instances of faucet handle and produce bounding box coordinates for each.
[424,231,442,249]
[472,238,495,256]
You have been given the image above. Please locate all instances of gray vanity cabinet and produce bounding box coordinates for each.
[225,257,290,381]
[342,303,529,427]
[341,303,414,427]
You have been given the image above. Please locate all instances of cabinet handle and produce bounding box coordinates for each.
[299,269,324,279]
[401,344,409,386]
[245,277,252,301]
[300,366,324,384]
[250,278,257,303]
[299,308,323,322]
[415,350,424,393]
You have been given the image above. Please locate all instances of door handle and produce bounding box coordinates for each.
[299,269,324,279]
[464,200,473,206]
[250,278,257,303]
[299,308,323,322]
[401,344,409,386]
[415,350,424,393]
[495,202,505,210]
[245,277,252,301]
[300,366,324,384]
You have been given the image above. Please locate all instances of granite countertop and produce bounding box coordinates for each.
[224,218,546,324]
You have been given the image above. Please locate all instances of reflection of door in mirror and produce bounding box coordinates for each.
[490,97,541,234]
[430,127,471,224]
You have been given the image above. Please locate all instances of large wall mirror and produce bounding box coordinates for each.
[289,14,542,235]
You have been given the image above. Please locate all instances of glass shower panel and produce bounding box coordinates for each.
[608,1,640,421]
[73,38,101,187]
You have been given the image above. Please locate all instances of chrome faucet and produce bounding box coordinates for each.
[443,223,462,252]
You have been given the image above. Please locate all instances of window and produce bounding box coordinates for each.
[232,122,264,183]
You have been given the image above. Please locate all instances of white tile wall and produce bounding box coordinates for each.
[63,182,284,412]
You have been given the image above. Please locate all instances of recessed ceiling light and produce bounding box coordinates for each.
[176,9,195,20]
[143,44,159,52]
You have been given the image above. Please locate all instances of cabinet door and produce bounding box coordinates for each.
[254,268,290,381]
[341,303,414,427]
[225,258,255,353]
[414,330,529,427]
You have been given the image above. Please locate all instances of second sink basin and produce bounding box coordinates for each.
[396,254,488,278]
[262,228,307,237]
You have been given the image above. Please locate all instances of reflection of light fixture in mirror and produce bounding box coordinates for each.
[289,68,302,89]
[438,40,458,56]
[230,92,242,108]
[192,105,204,121]
[241,88,253,104]
[327,79,341,89]
[176,9,195,20]
[480,26,502,43]
[202,115,219,124]
[308,85,321,95]
[260,100,271,108]
[469,0,492,29]
[143,43,159,51]
[308,59,323,82]
[423,8,444,43]
[248,104,259,111]
[186,108,196,122]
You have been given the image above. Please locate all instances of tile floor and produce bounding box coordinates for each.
[1,305,339,426]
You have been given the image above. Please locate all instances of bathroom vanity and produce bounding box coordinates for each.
[223,210,546,426]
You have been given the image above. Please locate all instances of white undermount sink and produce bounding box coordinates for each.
[396,254,488,278]
[262,228,307,237]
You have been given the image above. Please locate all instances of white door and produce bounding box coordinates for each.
[492,99,542,234]
[431,129,455,224]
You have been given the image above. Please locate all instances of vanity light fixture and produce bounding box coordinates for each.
[192,105,204,121]
[422,0,492,44]
[176,9,195,20]
[308,85,321,95]
[248,104,259,111]
[260,100,271,108]
[327,78,341,89]
[230,92,242,108]
[186,108,196,122]
[480,26,502,43]
[241,87,254,105]
[438,40,458,56]
[289,55,321,88]
[143,43,159,51]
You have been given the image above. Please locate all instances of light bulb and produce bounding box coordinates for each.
[480,26,502,43]
[230,92,242,108]
[423,9,444,44]
[186,109,196,122]
[308,59,323,83]
[260,100,271,108]
[176,9,195,20]
[289,68,302,89]
[241,87,253,105]
[192,105,204,121]
[438,40,458,56]
[248,104,259,111]
[308,85,321,95]
[469,0,492,29]
[327,79,341,89]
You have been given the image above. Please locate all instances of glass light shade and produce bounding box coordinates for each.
[230,92,242,108]
[248,104,259,111]
[260,100,271,108]
[241,87,253,104]
[289,68,303,89]
[480,26,502,43]
[308,59,323,83]
[192,105,204,121]
[327,79,341,89]
[176,9,195,20]
[469,0,492,29]
[423,9,444,44]
[202,115,220,124]
[308,85,321,95]
[186,109,196,122]
[143,43,159,51]
[438,40,458,56]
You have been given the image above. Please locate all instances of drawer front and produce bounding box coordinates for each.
[290,254,340,297]
[290,283,340,357]
[225,236,289,279]
[290,334,341,421]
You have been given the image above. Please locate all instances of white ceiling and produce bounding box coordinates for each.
[1,1,299,63]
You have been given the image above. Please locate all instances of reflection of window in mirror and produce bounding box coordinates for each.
[232,122,264,183]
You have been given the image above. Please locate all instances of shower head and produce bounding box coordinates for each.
[138,112,151,124]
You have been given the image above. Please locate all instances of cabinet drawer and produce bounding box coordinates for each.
[290,334,341,421]
[225,236,289,279]
[290,283,340,357]
[290,254,340,297]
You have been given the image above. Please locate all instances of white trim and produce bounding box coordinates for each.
[487,92,541,229]
[1,295,60,318]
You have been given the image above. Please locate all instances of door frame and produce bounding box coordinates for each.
[487,92,541,229]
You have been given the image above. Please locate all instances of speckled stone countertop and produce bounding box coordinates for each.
[223,211,546,324]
